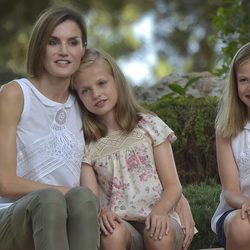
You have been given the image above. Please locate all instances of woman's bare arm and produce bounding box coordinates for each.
[0,82,69,197]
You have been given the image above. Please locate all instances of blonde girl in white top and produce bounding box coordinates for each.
[211,42,250,250]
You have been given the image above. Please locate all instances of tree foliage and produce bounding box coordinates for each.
[1,0,248,84]
[152,0,223,72]
[211,0,250,76]
[0,0,151,82]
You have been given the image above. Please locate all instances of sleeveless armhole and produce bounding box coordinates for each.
[15,80,31,126]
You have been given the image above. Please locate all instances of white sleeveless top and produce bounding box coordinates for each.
[211,123,250,233]
[0,78,84,209]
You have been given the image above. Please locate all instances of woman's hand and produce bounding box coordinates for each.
[176,195,195,250]
[98,207,122,235]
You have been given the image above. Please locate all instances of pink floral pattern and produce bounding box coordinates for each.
[83,113,177,221]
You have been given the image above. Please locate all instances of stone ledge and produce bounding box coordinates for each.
[196,248,224,250]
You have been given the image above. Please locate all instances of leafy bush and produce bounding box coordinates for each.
[164,76,201,98]
[183,182,221,250]
[143,95,222,248]
[143,95,219,184]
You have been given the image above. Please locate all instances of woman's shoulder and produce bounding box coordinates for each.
[0,80,24,122]
[0,80,23,101]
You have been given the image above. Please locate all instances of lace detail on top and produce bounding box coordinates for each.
[93,129,146,158]
[17,107,82,181]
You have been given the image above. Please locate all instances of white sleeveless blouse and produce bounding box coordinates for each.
[211,123,250,232]
[0,78,84,209]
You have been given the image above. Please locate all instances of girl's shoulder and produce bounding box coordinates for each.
[138,112,162,124]
[138,112,170,130]
[137,112,177,145]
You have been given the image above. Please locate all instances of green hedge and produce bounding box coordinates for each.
[183,183,221,249]
[144,96,222,249]
[144,96,219,185]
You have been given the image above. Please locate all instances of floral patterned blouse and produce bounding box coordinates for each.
[83,113,180,223]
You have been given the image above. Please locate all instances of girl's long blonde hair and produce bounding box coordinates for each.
[215,42,250,138]
[72,48,148,143]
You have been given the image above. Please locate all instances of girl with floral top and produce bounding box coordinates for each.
[72,48,195,250]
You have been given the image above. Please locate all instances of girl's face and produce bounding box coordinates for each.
[237,59,250,114]
[74,62,118,120]
[43,20,85,78]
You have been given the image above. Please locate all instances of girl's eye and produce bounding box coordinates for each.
[48,38,58,46]
[81,89,90,95]
[99,80,107,86]
[238,78,248,84]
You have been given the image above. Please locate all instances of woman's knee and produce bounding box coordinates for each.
[35,188,65,202]
[12,188,68,246]
[65,187,98,214]
[27,188,67,218]
[66,186,97,202]
[32,188,65,206]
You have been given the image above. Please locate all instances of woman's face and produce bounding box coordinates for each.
[43,20,85,78]
[237,59,250,115]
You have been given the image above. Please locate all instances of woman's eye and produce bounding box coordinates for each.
[48,38,58,46]
[69,39,81,46]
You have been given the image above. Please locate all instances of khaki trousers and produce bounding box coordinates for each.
[0,187,99,250]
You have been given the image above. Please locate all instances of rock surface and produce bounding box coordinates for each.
[133,71,226,102]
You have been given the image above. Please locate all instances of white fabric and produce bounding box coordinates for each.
[0,78,84,209]
[211,123,250,232]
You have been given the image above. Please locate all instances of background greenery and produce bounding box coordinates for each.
[1,0,250,84]
[183,183,221,249]
[2,0,248,248]
[143,95,221,249]
[145,95,219,184]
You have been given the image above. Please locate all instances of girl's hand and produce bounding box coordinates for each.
[98,207,122,235]
[241,201,250,223]
[145,206,169,240]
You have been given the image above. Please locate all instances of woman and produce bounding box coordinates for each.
[0,7,99,250]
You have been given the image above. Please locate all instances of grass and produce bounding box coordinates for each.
[183,182,221,249]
